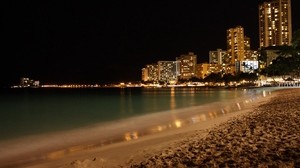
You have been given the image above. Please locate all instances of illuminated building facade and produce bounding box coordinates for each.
[244,36,251,51]
[236,61,259,73]
[245,50,259,61]
[259,46,285,69]
[196,63,209,79]
[227,26,246,64]
[158,61,180,84]
[259,0,292,48]
[195,64,203,79]
[20,77,40,88]
[141,68,148,82]
[176,52,197,80]
[227,26,252,74]
[209,49,227,64]
[20,77,31,87]
[197,63,231,79]
[141,64,159,82]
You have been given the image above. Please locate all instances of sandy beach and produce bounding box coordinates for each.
[128,88,300,167]
[1,88,299,168]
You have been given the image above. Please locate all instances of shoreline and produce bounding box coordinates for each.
[11,88,286,168]
[0,85,269,142]
[130,88,300,167]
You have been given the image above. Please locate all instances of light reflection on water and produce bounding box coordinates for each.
[170,87,176,110]
[0,87,276,167]
[41,89,273,162]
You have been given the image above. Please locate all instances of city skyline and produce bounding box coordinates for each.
[2,0,300,86]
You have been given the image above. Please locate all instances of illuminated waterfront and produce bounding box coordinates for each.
[0,86,281,167]
[0,87,277,141]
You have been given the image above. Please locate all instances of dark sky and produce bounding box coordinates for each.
[2,1,300,85]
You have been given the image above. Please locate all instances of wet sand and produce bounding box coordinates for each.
[129,88,300,167]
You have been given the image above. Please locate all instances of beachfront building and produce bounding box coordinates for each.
[244,36,251,51]
[258,46,286,69]
[141,68,148,82]
[19,77,40,88]
[196,63,209,79]
[245,50,259,61]
[141,64,159,82]
[227,26,246,64]
[243,36,257,60]
[258,0,292,48]
[158,61,180,84]
[227,26,249,74]
[209,49,227,65]
[196,63,231,79]
[176,52,197,80]
[236,60,259,73]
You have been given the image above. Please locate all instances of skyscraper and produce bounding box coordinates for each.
[258,0,292,48]
[176,52,197,80]
[227,26,246,64]
[141,64,159,82]
[157,61,180,84]
[227,26,247,73]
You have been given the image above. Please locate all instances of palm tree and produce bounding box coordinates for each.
[265,29,300,80]
[222,73,235,86]
[291,29,300,78]
[292,29,300,50]
[204,73,222,86]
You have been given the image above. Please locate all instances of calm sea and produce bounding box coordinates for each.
[0,86,278,142]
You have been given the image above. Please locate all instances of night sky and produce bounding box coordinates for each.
[2,1,300,86]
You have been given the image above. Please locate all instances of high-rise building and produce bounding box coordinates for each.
[227,26,246,64]
[227,26,248,73]
[209,49,227,65]
[196,63,231,79]
[245,50,259,61]
[197,63,210,79]
[176,52,197,80]
[141,68,149,82]
[244,36,251,51]
[244,36,258,61]
[141,64,159,82]
[258,0,292,48]
[157,61,180,84]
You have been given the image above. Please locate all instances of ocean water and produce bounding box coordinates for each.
[0,87,276,142]
[0,86,282,167]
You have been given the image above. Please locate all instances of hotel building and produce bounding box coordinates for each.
[227,26,249,73]
[141,64,159,82]
[196,63,231,79]
[258,0,292,48]
[176,52,197,80]
[157,61,180,84]
[209,49,227,65]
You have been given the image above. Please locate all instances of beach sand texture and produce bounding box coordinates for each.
[129,88,300,168]
[6,88,300,168]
